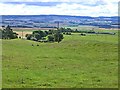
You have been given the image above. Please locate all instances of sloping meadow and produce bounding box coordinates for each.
[2,30,118,88]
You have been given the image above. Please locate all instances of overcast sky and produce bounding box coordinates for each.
[0,0,119,17]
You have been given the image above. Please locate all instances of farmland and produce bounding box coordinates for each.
[2,28,118,88]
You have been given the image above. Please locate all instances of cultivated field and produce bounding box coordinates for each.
[2,28,118,88]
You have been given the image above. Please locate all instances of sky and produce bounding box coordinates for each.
[0,0,119,17]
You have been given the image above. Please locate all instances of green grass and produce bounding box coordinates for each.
[2,30,118,88]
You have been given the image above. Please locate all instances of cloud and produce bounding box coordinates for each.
[0,0,119,16]
[4,2,62,6]
[1,0,119,3]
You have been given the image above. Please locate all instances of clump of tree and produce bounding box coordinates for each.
[25,30,64,43]
[26,30,47,41]
[1,25,18,39]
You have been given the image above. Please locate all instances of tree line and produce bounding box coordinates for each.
[0,25,115,42]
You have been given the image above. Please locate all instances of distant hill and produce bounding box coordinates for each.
[1,15,118,29]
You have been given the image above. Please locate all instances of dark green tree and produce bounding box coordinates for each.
[54,32,64,43]
[33,30,46,37]
[38,30,46,37]
[48,30,54,34]
[34,33,41,41]
[26,34,33,40]
[44,31,49,35]
[48,35,54,42]
[2,25,18,39]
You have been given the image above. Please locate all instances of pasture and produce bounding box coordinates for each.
[2,29,118,88]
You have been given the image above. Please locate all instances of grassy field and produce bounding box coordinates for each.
[2,29,118,88]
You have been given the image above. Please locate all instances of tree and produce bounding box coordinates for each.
[59,27,65,32]
[48,35,54,42]
[44,31,49,35]
[38,30,46,37]
[75,29,78,33]
[32,31,39,34]
[33,30,46,37]
[2,25,18,39]
[54,32,64,43]
[66,28,72,32]
[48,30,54,35]
[26,34,33,40]
[34,33,41,41]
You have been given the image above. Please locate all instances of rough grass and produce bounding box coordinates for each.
[2,30,118,88]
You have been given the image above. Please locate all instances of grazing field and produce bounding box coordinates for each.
[2,29,118,88]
